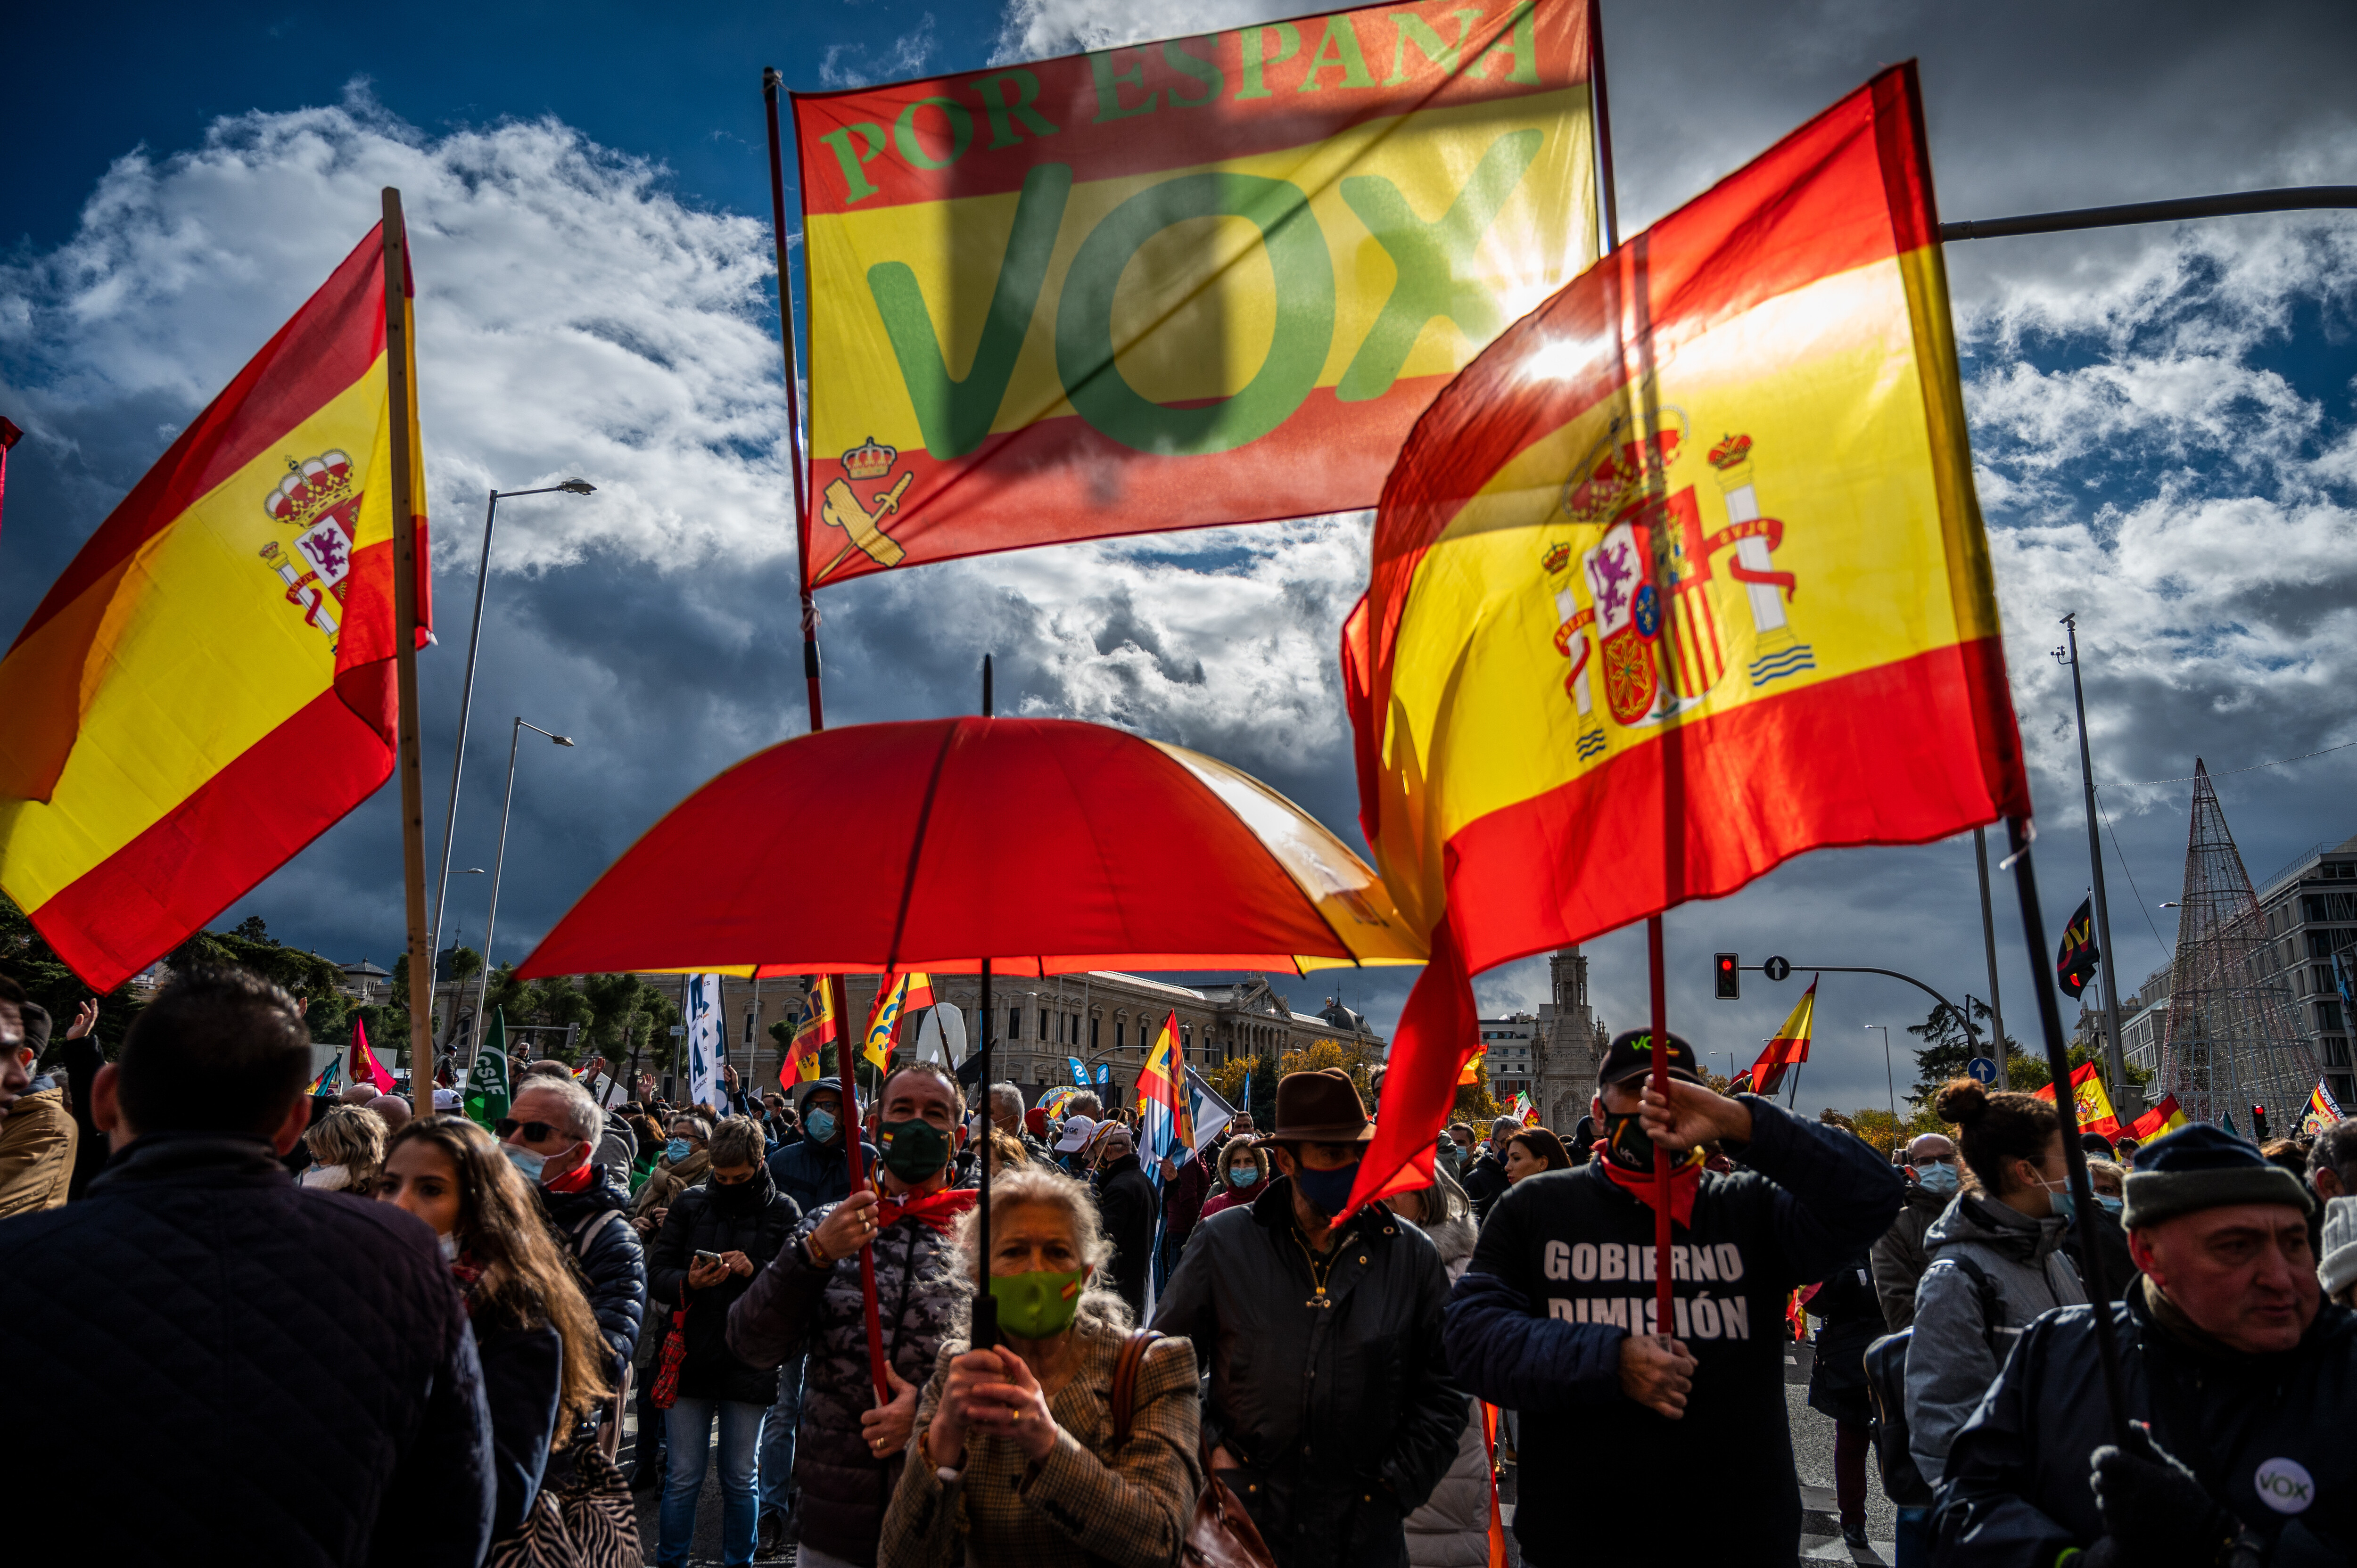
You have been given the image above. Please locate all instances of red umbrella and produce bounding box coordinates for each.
[515,716,1425,979]
[515,714,1424,1390]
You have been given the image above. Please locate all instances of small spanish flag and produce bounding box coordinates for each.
[0,223,429,990]
[2056,897,2101,1000]
[2127,1094,2187,1141]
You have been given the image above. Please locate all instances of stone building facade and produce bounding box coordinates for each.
[1534,946,1612,1131]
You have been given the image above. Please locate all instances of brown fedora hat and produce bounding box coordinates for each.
[1266,1067,1376,1143]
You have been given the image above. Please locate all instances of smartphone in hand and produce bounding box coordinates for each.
[694,1249,726,1267]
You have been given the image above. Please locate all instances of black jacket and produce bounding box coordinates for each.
[472,1292,564,1543]
[1460,1151,1509,1219]
[647,1171,799,1404]
[1095,1153,1158,1321]
[767,1130,880,1216]
[1444,1100,1902,1564]
[1934,1287,2357,1565]
[1804,1248,1881,1428]
[0,1132,494,1565]
[1152,1177,1466,1568]
[2058,1201,2139,1303]
[539,1168,648,1386]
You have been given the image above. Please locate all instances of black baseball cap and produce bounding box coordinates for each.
[1597,1028,1703,1088]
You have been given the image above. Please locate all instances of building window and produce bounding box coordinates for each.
[1010,1007,1022,1040]
[1091,1018,1100,1050]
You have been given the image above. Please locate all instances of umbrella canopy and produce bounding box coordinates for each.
[514,717,1426,980]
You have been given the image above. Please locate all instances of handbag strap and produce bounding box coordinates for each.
[1110,1328,1162,1448]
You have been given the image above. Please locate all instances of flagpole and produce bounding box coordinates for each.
[763,67,825,736]
[382,188,436,1125]
[2004,817,2127,1442]
[2059,615,2134,1112]
[1974,827,2010,1090]
[975,655,999,1350]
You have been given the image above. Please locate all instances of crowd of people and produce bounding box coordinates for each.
[2,965,2353,1567]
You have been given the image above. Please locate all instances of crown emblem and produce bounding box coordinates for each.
[1541,542,1571,575]
[1706,432,1754,470]
[1561,425,1682,526]
[841,436,897,482]
[264,451,355,529]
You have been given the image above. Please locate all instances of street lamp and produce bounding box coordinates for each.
[1866,1023,1897,1130]
[471,719,578,1059]
[427,478,596,1004]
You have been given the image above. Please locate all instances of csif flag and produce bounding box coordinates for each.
[2033,1060,2124,1140]
[1740,977,1817,1097]
[2056,897,2100,999]
[0,225,429,990]
[1338,66,2029,1215]
[466,1010,513,1130]
[791,0,1598,590]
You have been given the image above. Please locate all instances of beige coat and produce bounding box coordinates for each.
[882,1326,1203,1568]
[0,1085,80,1217]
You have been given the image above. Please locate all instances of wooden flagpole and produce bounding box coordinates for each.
[382,188,436,1125]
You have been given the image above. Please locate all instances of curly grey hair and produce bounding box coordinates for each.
[953,1164,1133,1339]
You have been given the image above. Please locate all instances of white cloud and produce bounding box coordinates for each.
[821,11,940,88]
[991,0,1327,63]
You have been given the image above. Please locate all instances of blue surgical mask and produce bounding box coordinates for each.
[805,1108,838,1145]
[1291,1160,1361,1219]
[501,1143,548,1185]
[666,1138,692,1165]
[2042,1180,2076,1225]
[1915,1163,1960,1196]
[2097,1195,2123,1215]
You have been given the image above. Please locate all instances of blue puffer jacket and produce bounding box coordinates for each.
[767,1130,879,1216]
[0,1131,494,1566]
[540,1167,648,1386]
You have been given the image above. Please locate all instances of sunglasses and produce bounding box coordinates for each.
[494,1119,561,1142]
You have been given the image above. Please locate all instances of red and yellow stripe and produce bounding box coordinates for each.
[793,0,1595,587]
[1343,66,2031,1212]
[0,226,429,989]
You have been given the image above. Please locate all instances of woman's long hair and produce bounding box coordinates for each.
[387,1117,613,1443]
[953,1164,1131,1339]
[1509,1127,1573,1174]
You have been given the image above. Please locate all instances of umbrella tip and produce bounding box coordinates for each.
[981,653,994,719]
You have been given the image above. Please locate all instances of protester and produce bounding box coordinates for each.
[0,997,77,1215]
[648,1114,800,1568]
[1156,1136,1212,1284]
[1803,1249,1883,1549]
[1387,1169,1490,1568]
[989,1081,1055,1166]
[501,1070,649,1394]
[1503,1127,1571,1182]
[1904,1080,2086,1492]
[340,1082,379,1106]
[2321,1195,2357,1306]
[628,1111,667,1188]
[2309,1117,2357,1201]
[2062,1154,2138,1301]
[728,1063,976,1568]
[1154,1068,1465,1568]
[1934,1124,2352,1562]
[518,1057,636,1183]
[1872,1132,1962,1330]
[1443,1122,1475,1179]
[43,996,110,1199]
[1566,1114,1599,1167]
[879,1163,1203,1568]
[366,1091,412,1132]
[1444,1029,1904,1564]
[378,1115,614,1545]
[1091,1123,1157,1320]
[1197,1134,1269,1222]
[300,1101,387,1195]
[1459,1116,1517,1218]
[633,1111,712,1228]
[0,967,494,1561]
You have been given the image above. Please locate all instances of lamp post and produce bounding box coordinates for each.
[428,479,594,1004]
[1866,1024,1897,1132]
[471,719,577,1059]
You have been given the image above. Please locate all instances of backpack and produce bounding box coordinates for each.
[1863,1253,2002,1509]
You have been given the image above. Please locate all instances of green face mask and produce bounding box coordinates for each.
[879,1117,953,1182]
[989,1268,1087,1339]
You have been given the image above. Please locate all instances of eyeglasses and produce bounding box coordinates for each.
[494,1119,560,1142]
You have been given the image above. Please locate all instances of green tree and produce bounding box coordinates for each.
[1907,998,2019,1106]
[168,927,352,1042]
[0,891,145,1056]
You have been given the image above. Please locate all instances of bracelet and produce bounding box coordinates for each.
[803,1235,832,1268]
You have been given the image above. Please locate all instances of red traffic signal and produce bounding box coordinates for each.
[1714,952,1740,1001]
[2252,1105,2271,1142]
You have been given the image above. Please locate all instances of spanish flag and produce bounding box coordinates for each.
[793,0,1596,588]
[2034,1059,2124,1140]
[1740,978,1818,1097]
[0,225,428,990]
[2302,1079,2345,1137]
[1341,66,2030,1213]
[2127,1094,2187,1142]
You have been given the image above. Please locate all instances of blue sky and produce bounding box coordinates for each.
[4,0,2354,1116]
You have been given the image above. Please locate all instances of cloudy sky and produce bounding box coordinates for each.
[5,0,2354,1114]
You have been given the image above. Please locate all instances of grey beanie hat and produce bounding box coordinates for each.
[2121,1123,2313,1229]
[2320,1197,2357,1300]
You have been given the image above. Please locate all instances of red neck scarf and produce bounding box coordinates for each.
[873,1183,978,1235]
[544,1159,596,1195]
[1598,1154,1706,1227]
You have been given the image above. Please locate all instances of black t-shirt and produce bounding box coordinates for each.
[1455,1102,1902,1561]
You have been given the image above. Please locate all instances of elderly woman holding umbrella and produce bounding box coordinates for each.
[880,1163,1202,1568]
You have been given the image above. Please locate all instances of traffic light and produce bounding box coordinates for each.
[1714,953,1740,1001]
[2252,1105,2271,1142]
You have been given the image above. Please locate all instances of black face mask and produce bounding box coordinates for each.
[1603,1110,1658,1173]
[708,1170,768,1214]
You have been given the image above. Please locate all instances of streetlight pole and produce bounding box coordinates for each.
[428,479,594,1003]
[1866,1024,1896,1130]
[1973,828,2011,1090]
[471,719,577,1060]
[2056,615,2135,1111]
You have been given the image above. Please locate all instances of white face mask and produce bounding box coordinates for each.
[437,1231,461,1262]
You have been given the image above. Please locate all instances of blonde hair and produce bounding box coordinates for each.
[954,1165,1132,1338]
[306,1104,387,1193]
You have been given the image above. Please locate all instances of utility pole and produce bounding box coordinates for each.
[1974,828,2011,1090]
[2057,615,2137,1113]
